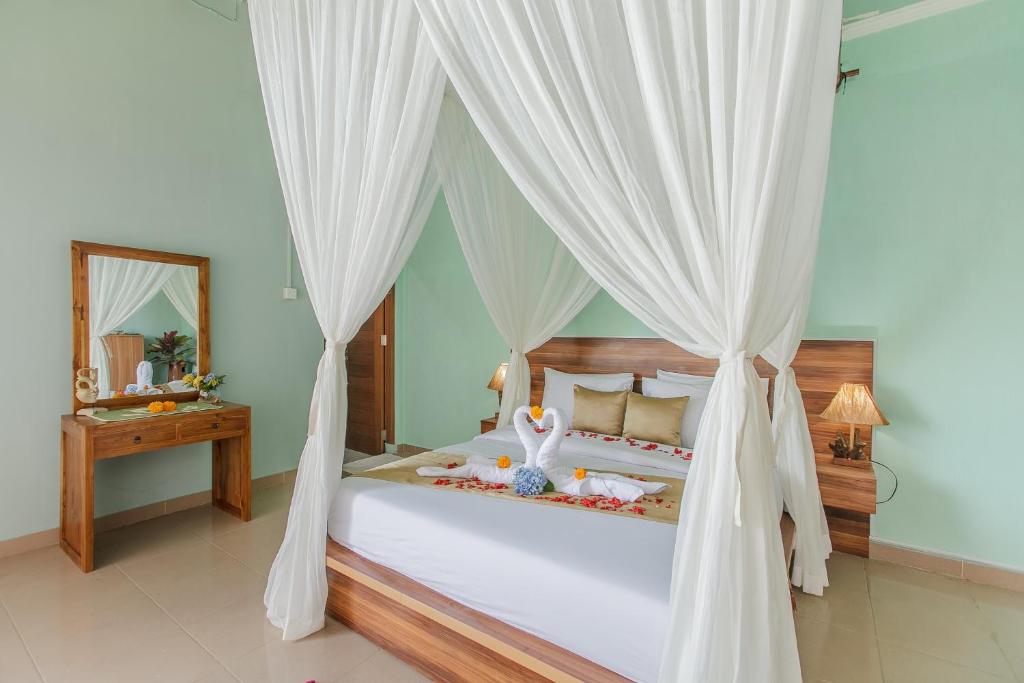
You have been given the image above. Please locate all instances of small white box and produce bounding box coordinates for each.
[282,287,297,300]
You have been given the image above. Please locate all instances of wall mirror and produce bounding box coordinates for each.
[71,241,210,411]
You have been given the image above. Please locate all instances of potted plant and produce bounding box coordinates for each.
[147,330,195,381]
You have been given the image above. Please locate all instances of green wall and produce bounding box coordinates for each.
[396,0,1024,570]
[0,0,322,541]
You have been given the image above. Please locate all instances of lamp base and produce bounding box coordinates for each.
[828,428,871,468]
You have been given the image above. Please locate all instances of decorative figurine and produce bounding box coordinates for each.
[75,367,99,404]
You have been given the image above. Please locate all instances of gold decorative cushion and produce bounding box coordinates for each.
[571,385,630,435]
[622,393,689,447]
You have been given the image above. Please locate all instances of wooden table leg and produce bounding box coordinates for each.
[213,431,251,521]
[60,426,94,572]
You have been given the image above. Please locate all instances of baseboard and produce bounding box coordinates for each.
[870,539,1024,592]
[0,468,297,560]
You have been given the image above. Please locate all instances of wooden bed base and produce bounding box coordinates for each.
[325,516,796,683]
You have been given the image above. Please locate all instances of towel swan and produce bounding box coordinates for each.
[418,405,668,502]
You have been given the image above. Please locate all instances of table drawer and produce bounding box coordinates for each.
[95,423,179,456]
[178,413,247,441]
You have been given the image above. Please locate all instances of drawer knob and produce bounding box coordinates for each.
[133,435,142,444]
[211,422,220,429]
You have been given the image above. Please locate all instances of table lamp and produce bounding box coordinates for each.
[486,362,508,415]
[820,383,888,467]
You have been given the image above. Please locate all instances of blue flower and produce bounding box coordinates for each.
[512,466,547,496]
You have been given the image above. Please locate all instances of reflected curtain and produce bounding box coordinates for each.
[88,255,176,397]
[414,1,841,679]
[162,266,199,331]
[433,96,598,427]
[249,0,444,641]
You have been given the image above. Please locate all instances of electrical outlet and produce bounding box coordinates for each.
[282,287,297,300]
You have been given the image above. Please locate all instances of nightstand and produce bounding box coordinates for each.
[480,415,498,434]
[815,454,877,557]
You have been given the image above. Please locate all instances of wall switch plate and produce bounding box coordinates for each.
[282,287,297,300]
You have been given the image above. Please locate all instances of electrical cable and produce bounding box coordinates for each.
[873,458,898,504]
[189,0,239,22]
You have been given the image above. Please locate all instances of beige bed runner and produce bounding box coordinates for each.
[351,451,683,525]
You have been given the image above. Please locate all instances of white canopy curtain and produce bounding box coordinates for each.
[88,255,177,397]
[433,95,599,427]
[415,1,842,680]
[765,301,833,597]
[162,265,199,331]
[249,0,445,640]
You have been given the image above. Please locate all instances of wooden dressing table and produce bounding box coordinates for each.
[64,241,253,572]
[60,403,252,572]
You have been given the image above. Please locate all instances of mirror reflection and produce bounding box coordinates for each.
[88,255,201,398]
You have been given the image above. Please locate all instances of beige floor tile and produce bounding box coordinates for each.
[0,601,42,682]
[0,545,114,599]
[209,514,287,577]
[190,662,242,683]
[795,616,883,683]
[796,552,875,634]
[119,538,267,626]
[968,582,1024,679]
[2,563,155,639]
[225,617,378,683]
[868,562,1013,678]
[183,591,280,662]
[96,513,206,567]
[168,504,251,539]
[336,649,430,683]
[251,485,293,518]
[878,640,1012,682]
[24,595,219,683]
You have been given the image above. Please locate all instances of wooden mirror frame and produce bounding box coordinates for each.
[70,241,211,413]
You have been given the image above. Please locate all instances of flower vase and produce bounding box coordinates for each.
[198,390,221,404]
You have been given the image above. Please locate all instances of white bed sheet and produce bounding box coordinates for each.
[328,427,686,682]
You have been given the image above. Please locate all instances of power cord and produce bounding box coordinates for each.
[189,0,239,21]
[873,458,898,504]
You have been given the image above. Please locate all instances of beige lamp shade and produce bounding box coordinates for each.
[487,362,508,392]
[820,383,889,426]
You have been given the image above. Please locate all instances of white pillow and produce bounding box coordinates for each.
[646,371,770,448]
[541,368,635,428]
[656,369,770,397]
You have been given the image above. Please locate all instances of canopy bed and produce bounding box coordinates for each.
[248,1,844,681]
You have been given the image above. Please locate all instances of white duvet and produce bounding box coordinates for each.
[328,427,692,682]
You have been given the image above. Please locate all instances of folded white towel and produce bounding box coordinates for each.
[547,467,668,502]
[416,461,517,485]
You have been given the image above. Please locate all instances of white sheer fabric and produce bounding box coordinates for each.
[162,265,199,331]
[88,255,176,398]
[765,296,833,596]
[249,0,445,641]
[433,96,598,427]
[415,2,841,680]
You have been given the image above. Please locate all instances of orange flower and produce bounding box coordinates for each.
[147,401,164,413]
[162,401,177,412]
[530,405,544,421]
[496,455,511,469]
[574,467,586,480]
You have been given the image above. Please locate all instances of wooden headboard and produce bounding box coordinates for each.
[526,338,878,556]
[526,337,875,460]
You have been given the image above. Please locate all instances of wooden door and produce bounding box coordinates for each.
[345,289,394,455]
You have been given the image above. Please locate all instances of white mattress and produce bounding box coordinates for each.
[328,427,693,682]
